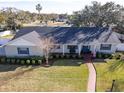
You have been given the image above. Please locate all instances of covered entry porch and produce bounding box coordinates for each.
[51,44,96,57]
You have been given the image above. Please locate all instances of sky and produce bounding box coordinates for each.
[0,0,124,14]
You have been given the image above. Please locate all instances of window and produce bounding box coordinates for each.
[100,44,111,50]
[54,45,61,49]
[18,48,29,54]
[67,45,78,49]
[67,45,78,54]
[82,45,90,50]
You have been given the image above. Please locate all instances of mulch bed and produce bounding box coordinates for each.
[83,53,93,63]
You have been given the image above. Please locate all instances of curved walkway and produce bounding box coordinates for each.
[86,63,96,92]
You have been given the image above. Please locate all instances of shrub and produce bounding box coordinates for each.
[98,53,102,59]
[104,54,110,58]
[21,60,25,65]
[26,60,31,65]
[32,60,36,65]
[109,55,113,59]
[78,55,82,59]
[55,54,60,58]
[60,55,64,59]
[72,54,77,59]
[52,54,56,58]
[38,60,42,65]
[0,58,6,63]
[49,55,53,59]
[16,59,20,64]
[120,55,124,61]
[6,58,11,63]
[96,53,98,58]
[31,56,42,60]
[112,53,121,59]
[11,59,16,64]
[65,54,70,59]
[42,58,46,63]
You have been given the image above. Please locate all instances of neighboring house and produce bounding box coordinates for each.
[1,26,124,57]
[0,30,12,37]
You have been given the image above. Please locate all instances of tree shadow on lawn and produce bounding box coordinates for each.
[0,64,26,72]
[52,59,84,66]
[93,58,107,63]
[52,58,106,66]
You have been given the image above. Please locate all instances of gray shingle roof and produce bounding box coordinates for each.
[13,26,124,44]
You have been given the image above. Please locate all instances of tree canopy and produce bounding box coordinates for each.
[0,14,5,24]
[69,1,124,27]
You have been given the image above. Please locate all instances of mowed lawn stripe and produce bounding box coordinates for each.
[0,64,88,92]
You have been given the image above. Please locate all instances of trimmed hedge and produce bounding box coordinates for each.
[32,60,36,65]
[96,52,112,59]
[49,53,81,59]
[38,60,42,65]
[26,60,31,65]
[0,57,6,63]
[0,56,44,65]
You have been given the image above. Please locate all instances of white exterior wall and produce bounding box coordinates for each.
[116,44,124,51]
[5,45,43,57]
[4,43,121,57]
[0,47,5,56]
[51,44,79,54]
[29,46,44,56]
[51,45,63,53]
[96,43,117,54]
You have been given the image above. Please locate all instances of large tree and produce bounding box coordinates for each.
[70,1,124,27]
[0,14,5,24]
[6,17,17,31]
[41,37,56,66]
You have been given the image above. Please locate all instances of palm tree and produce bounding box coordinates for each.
[36,4,42,20]
[108,53,124,72]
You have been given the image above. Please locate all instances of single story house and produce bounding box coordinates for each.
[0,26,124,57]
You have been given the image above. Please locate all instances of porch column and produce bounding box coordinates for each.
[78,44,81,56]
[93,45,97,57]
[63,44,65,56]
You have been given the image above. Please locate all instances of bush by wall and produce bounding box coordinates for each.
[21,60,25,65]
[0,56,44,65]
[26,60,31,65]
[38,60,42,65]
[96,52,112,59]
[32,60,36,65]
[0,57,6,63]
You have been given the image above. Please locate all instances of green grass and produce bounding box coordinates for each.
[0,59,124,92]
[1,35,14,39]
[95,62,124,92]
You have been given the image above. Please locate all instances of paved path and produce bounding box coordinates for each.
[83,53,96,92]
[86,63,96,92]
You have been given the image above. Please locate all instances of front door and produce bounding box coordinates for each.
[81,45,91,54]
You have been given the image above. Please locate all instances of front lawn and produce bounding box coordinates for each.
[0,59,123,92]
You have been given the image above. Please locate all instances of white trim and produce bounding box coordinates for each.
[78,44,81,56]
[1,31,37,47]
[63,45,65,55]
